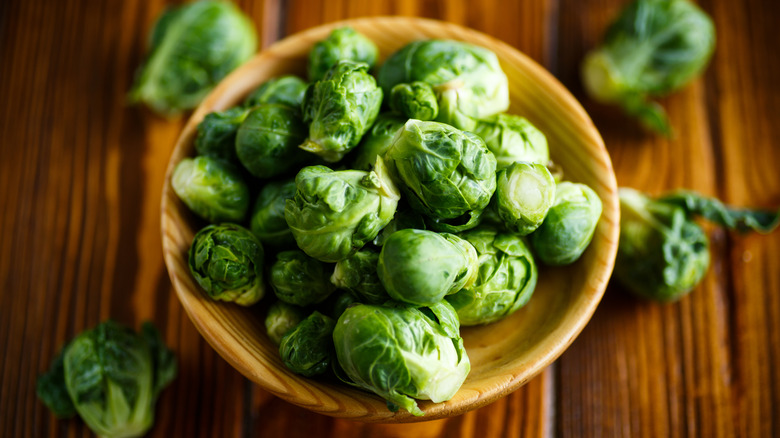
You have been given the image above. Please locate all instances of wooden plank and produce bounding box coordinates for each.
[703,1,780,436]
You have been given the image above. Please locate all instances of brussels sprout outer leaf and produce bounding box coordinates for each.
[244,75,308,108]
[62,321,155,437]
[425,208,484,233]
[279,311,336,377]
[140,322,177,400]
[236,104,309,178]
[188,224,265,306]
[37,349,77,418]
[129,0,257,115]
[301,60,383,163]
[285,158,399,262]
[615,188,710,301]
[658,190,780,233]
[270,250,335,306]
[171,156,249,223]
[308,27,379,82]
[333,303,470,416]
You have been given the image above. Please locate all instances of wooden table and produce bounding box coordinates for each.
[2,0,778,436]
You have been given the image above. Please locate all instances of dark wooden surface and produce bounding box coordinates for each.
[2,0,779,436]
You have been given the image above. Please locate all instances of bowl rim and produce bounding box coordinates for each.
[161,16,619,422]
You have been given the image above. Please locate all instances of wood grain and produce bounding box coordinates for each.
[2,0,779,436]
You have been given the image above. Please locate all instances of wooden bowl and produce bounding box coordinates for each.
[161,17,619,422]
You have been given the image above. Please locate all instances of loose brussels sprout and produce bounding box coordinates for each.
[188,223,265,306]
[372,207,427,246]
[530,182,602,266]
[333,301,470,416]
[389,82,439,121]
[581,0,715,135]
[353,113,406,171]
[235,104,309,178]
[378,40,509,131]
[265,301,306,345]
[308,27,379,82]
[446,228,538,325]
[249,179,297,249]
[172,156,249,223]
[284,159,400,262]
[270,250,335,306]
[129,0,257,115]
[384,120,497,223]
[377,229,478,306]
[245,75,308,109]
[194,106,250,162]
[300,60,384,162]
[279,311,336,377]
[615,188,779,301]
[37,321,176,437]
[472,114,549,169]
[331,250,390,304]
[494,162,556,235]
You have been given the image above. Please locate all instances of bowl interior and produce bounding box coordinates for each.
[161,17,619,422]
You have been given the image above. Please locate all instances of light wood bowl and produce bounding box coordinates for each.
[161,17,619,422]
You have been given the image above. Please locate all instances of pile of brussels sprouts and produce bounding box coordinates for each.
[172,27,603,416]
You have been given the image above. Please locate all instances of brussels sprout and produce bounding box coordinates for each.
[494,162,556,235]
[446,228,538,325]
[284,159,400,262]
[129,0,257,115]
[300,60,384,162]
[331,250,390,304]
[378,40,509,131]
[189,223,265,306]
[249,179,297,248]
[377,229,478,306]
[530,182,602,266]
[372,207,427,246]
[320,290,361,320]
[265,301,306,345]
[353,113,406,171]
[245,75,308,109]
[235,104,309,178]
[194,106,251,162]
[581,0,715,135]
[472,114,549,169]
[389,82,439,121]
[615,188,779,301]
[308,27,379,82]
[270,250,335,306]
[172,156,249,223]
[384,119,497,223]
[37,321,176,437]
[333,301,470,416]
[279,311,336,377]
